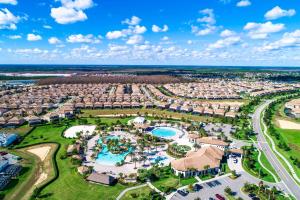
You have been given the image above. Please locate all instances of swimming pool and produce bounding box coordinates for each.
[96,136,133,166]
[151,127,179,138]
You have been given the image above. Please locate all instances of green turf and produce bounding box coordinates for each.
[152,175,197,193]
[242,150,276,183]
[13,122,130,200]
[120,186,153,200]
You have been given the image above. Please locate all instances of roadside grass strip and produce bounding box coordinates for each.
[262,111,300,185]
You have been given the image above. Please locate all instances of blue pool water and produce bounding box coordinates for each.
[96,136,133,166]
[151,127,178,138]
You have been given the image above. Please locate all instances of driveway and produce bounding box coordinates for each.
[228,156,243,172]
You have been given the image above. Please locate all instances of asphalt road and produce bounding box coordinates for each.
[252,100,300,198]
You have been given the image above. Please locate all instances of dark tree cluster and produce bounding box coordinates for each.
[38,75,186,85]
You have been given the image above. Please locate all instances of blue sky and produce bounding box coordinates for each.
[0,0,300,66]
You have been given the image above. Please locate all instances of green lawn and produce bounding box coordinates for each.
[12,122,130,200]
[259,151,280,181]
[120,186,153,200]
[80,108,221,123]
[152,175,197,193]
[242,149,276,183]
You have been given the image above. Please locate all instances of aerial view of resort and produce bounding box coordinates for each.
[1,0,300,200]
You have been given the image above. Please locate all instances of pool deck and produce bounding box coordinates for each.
[83,131,177,176]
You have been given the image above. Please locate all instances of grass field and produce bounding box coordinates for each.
[152,175,197,193]
[80,108,222,123]
[242,150,276,183]
[12,122,130,200]
[120,185,153,200]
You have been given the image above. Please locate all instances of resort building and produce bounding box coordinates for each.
[86,172,117,185]
[196,137,229,150]
[171,146,224,178]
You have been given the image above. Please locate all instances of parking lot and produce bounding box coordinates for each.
[171,176,250,200]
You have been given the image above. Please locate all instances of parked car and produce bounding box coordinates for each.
[193,183,203,191]
[177,190,188,196]
[215,194,225,200]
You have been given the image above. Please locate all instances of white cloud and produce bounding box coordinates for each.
[0,0,17,5]
[8,35,21,39]
[220,29,236,37]
[236,0,251,7]
[192,25,216,36]
[258,30,300,51]
[43,25,52,29]
[50,0,94,24]
[133,25,147,34]
[208,36,241,49]
[152,24,168,33]
[122,16,141,26]
[187,40,193,45]
[244,21,285,39]
[0,8,20,30]
[161,36,169,41]
[197,9,215,25]
[27,34,42,41]
[265,6,296,20]
[66,34,101,43]
[126,35,144,45]
[106,30,126,39]
[48,37,61,44]
[192,9,217,36]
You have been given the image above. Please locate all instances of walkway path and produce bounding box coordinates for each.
[253,100,300,198]
[250,138,280,183]
[116,183,147,200]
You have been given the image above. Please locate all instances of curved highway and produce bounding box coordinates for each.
[252,100,300,198]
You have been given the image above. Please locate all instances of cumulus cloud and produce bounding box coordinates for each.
[187,40,193,45]
[152,24,168,33]
[197,9,215,25]
[258,30,300,51]
[48,37,61,44]
[122,16,141,26]
[66,34,101,43]
[265,6,296,20]
[236,0,251,7]
[27,33,42,41]
[106,30,126,39]
[0,8,20,30]
[0,0,17,5]
[106,16,146,40]
[192,9,217,36]
[126,35,144,45]
[133,25,147,34]
[208,36,241,49]
[50,0,94,24]
[220,29,236,37]
[244,21,285,39]
[8,35,21,39]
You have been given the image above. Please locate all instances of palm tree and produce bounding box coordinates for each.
[133,157,138,169]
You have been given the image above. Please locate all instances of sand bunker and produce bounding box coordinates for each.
[277,119,300,130]
[64,125,96,138]
[28,146,51,161]
[34,172,48,186]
